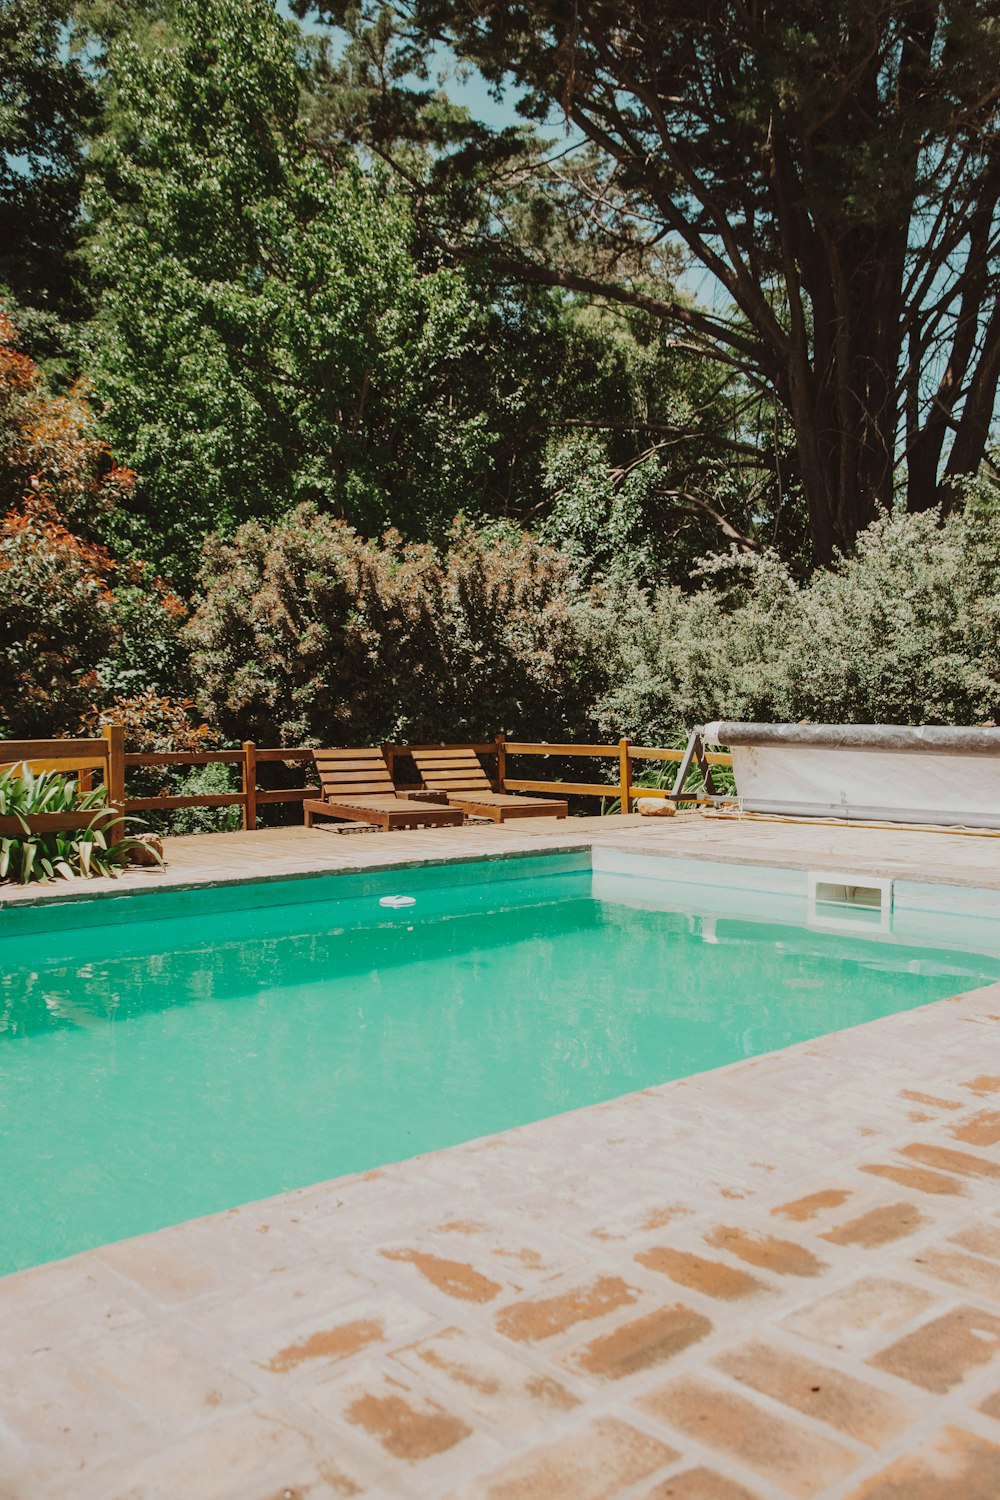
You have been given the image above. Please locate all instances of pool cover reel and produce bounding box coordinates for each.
[699,721,1000,829]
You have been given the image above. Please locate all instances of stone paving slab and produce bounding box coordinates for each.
[0,815,590,907]
[5,819,1000,1497]
[4,804,1000,909]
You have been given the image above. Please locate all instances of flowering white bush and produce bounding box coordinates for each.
[589,494,1000,739]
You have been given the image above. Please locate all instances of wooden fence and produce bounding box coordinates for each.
[0,732,734,826]
[0,733,120,834]
[0,731,314,831]
[122,743,315,828]
[383,735,733,813]
[498,737,732,813]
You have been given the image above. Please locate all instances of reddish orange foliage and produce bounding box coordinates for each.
[0,309,197,742]
[0,509,114,598]
[0,312,36,397]
[1,308,135,529]
[84,690,219,753]
[158,587,188,621]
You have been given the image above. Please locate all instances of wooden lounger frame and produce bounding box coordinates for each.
[410,747,568,822]
[303,749,464,831]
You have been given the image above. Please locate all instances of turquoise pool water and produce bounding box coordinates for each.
[3,853,1000,1275]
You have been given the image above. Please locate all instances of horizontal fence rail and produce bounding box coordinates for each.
[123,743,319,828]
[0,737,111,770]
[500,735,733,813]
[503,779,618,797]
[630,746,734,766]
[0,732,735,829]
[0,728,123,834]
[0,736,319,830]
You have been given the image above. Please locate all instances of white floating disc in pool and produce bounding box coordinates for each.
[379,895,416,908]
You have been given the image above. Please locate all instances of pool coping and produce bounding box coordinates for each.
[6,805,1000,916]
[0,837,596,909]
[595,830,1000,888]
[6,821,1000,919]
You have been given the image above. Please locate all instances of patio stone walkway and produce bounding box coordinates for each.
[4,805,1000,910]
[3,817,1000,1497]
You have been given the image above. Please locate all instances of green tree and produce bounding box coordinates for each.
[308,0,1000,564]
[84,0,503,585]
[0,0,95,338]
[295,1,810,565]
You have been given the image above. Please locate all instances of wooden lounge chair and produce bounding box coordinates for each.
[303,748,464,831]
[411,747,568,822]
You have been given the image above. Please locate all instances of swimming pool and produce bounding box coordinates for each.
[3,849,1000,1276]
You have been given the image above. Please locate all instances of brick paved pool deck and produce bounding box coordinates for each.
[4,815,1000,1498]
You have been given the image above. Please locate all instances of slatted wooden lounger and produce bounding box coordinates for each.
[303,748,464,831]
[410,747,568,822]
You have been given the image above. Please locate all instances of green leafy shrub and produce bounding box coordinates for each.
[93,571,191,702]
[589,500,1000,741]
[0,764,150,884]
[442,521,599,740]
[0,509,117,738]
[0,310,188,736]
[185,504,597,746]
[184,505,443,745]
[166,764,241,836]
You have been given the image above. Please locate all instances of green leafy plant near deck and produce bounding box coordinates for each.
[636,755,737,801]
[0,765,153,884]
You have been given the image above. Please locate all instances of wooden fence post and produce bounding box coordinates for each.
[495,732,507,792]
[619,737,632,815]
[242,742,257,830]
[102,723,126,828]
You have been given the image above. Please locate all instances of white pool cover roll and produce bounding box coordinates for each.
[701,722,1000,828]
